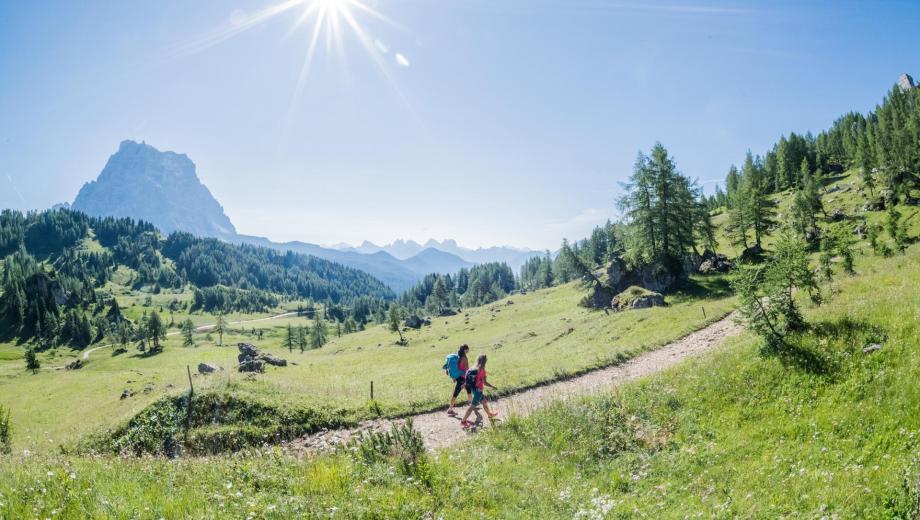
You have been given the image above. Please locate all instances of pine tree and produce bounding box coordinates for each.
[146,311,166,353]
[25,348,40,374]
[297,325,307,352]
[310,316,327,349]
[284,324,295,352]
[388,304,405,344]
[215,312,226,347]
[744,153,776,248]
[181,318,195,347]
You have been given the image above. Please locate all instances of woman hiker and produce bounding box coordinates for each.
[444,344,470,416]
[461,354,498,428]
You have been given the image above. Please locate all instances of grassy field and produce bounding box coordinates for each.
[0,225,915,519]
[0,277,736,453]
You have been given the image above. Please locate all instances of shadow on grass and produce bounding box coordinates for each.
[670,275,734,302]
[765,316,887,376]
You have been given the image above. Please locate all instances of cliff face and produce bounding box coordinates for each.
[73,140,236,237]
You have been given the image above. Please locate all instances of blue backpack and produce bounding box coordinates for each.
[442,354,463,379]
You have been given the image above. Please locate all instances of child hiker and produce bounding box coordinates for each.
[461,354,498,428]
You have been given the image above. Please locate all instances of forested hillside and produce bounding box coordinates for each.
[0,209,393,346]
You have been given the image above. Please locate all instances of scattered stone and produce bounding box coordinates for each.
[198,362,218,375]
[864,198,885,211]
[120,389,134,400]
[65,359,84,370]
[862,343,883,354]
[404,315,430,329]
[506,300,514,305]
[804,226,821,243]
[855,222,868,239]
[142,384,154,394]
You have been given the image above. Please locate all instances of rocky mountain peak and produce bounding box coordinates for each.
[72,140,236,238]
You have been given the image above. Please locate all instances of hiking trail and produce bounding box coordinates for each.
[287,312,743,454]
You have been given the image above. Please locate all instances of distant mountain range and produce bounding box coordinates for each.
[69,141,544,291]
[334,239,542,271]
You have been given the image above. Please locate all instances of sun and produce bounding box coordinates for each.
[175,0,400,108]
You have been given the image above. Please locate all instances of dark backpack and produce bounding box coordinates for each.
[464,368,479,392]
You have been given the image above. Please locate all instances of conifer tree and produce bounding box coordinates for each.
[181,318,195,347]
[146,311,166,353]
[215,312,226,347]
[310,316,327,349]
[284,324,295,352]
[25,347,40,374]
[388,304,405,344]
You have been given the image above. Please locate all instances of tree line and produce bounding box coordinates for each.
[0,208,395,346]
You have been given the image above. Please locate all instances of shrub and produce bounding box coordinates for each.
[0,405,11,454]
[732,228,817,353]
[344,420,429,482]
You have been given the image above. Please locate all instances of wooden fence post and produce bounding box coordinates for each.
[185,365,194,441]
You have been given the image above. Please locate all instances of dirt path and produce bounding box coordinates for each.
[70,311,301,363]
[287,312,743,455]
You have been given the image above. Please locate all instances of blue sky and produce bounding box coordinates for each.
[1,0,919,250]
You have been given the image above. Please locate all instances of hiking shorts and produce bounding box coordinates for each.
[452,377,468,398]
[471,389,484,406]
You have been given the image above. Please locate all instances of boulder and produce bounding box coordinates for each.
[611,286,666,312]
[830,208,846,222]
[260,353,287,367]
[120,389,134,400]
[631,293,666,309]
[437,309,458,317]
[237,342,286,371]
[237,343,260,362]
[65,359,84,370]
[238,359,265,373]
[740,244,764,261]
[198,363,218,374]
[698,253,733,274]
[404,315,430,329]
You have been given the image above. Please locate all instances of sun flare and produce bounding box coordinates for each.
[175,0,400,110]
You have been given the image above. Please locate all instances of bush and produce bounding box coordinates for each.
[0,405,10,454]
[344,420,429,482]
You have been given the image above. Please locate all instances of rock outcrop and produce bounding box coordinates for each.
[404,315,431,329]
[898,73,916,92]
[237,343,287,373]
